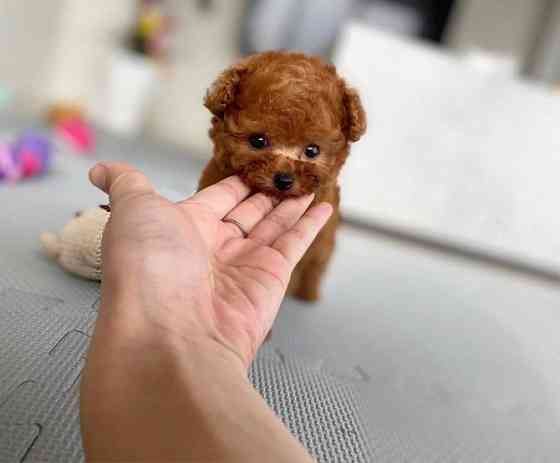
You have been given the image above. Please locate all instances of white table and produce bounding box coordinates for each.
[335,23,560,275]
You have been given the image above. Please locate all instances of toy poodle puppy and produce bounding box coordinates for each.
[199,51,366,302]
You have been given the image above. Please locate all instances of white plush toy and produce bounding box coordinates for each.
[40,206,110,280]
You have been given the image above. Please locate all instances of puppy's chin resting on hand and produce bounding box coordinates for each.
[199,51,367,302]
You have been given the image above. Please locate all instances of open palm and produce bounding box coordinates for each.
[92,163,332,367]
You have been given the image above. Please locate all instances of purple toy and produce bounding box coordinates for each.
[0,132,52,183]
[0,142,20,182]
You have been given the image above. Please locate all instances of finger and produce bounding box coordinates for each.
[89,162,155,205]
[180,176,250,218]
[248,194,315,246]
[272,202,333,266]
[221,193,278,240]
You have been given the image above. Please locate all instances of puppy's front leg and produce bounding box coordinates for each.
[288,210,338,302]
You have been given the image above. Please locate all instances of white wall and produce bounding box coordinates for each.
[146,0,247,155]
[1,0,246,157]
[0,0,65,112]
[45,0,136,111]
[45,0,247,157]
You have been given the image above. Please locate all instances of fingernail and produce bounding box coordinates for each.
[89,164,107,191]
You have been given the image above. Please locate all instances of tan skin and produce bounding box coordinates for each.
[199,158,341,301]
[80,162,332,462]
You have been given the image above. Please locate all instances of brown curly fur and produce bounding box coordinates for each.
[199,51,366,302]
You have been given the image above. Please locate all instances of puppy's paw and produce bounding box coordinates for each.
[293,286,320,303]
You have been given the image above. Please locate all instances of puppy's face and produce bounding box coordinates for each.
[206,52,366,198]
[218,96,347,198]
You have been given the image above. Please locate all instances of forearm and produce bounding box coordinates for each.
[80,292,314,462]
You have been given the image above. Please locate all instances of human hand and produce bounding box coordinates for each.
[89,162,332,368]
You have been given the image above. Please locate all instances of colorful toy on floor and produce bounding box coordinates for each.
[0,143,19,181]
[0,132,53,183]
[57,118,95,153]
[47,103,84,125]
[47,103,95,154]
[12,133,53,177]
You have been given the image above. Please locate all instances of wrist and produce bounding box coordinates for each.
[81,312,256,462]
[83,272,313,463]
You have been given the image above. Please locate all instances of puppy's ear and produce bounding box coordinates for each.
[204,59,250,117]
[342,84,367,143]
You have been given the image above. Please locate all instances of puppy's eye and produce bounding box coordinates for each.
[304,144,320,159]
[249,134,269,150]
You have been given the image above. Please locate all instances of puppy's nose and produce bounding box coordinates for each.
[273,172,294,191]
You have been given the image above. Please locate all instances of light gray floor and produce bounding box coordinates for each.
[275,225,560,461]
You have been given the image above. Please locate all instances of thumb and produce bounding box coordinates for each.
[89,162,155,205]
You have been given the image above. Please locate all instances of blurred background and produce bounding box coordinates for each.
[1,0,560,154]
[3,0,560,276]
[4,4,560,461]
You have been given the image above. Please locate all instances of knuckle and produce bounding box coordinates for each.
[249,194,273,215]
[110,170,152,201]
[220,179,243,202]
[113,170,145,190]
[290,226,308,243]
[266,212,291,233]
[249,235,268,247]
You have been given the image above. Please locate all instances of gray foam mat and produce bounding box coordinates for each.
[0,287,373,462]
[0,425,41,463]
[251,347,373,463]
